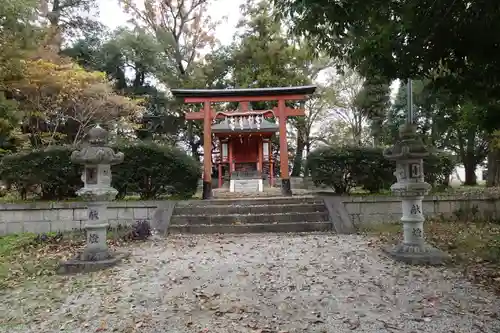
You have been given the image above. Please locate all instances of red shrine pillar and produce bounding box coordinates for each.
[202,101,212,199]
[229,138,234,172]
[258,137,263,173]
[268,140,274,186]
[218,139,222,189]
[278,99,292,195]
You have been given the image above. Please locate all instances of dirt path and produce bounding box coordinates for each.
[1,233,499,333]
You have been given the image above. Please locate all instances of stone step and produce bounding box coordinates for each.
[168,222,333,234]
[176,196,323,207]
[233,179,261,193]
[170,211,329,225]
[173,202,327,216]
[234,188,259,193]
[233,179,260,183]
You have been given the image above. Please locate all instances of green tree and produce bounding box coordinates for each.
[39,0,102,52]
[230,0,331,176]
[314,67,372,147]
[63,26,189,144]
[121,0,230,159]
[0,0,41,86]
[354,76,390,146]
[274,0,500,188]
[274,0,500,98]
[388,81,487,185]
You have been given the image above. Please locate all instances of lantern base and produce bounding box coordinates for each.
[384,242,450,266]
[57,250,129,275]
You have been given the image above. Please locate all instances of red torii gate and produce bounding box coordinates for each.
[171,86,316,199]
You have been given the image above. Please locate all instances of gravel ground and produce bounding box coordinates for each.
[1,233,500,333]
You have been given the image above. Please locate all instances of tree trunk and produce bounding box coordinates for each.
[370,118,382,147]
[463,154,477,185]
[303,141,311,177]
[190,141,201,161]
[45,0,63,54]
[487,144,500,187]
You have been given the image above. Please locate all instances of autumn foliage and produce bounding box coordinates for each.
[8,58,144,146]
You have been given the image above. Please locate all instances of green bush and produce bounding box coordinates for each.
[307,145,456,194]
[349,147,395,193]
[306,146,356,193]
[0,142,201,201]
[424,152,457,186]
[0,146,82,200]
[112,143,201,199]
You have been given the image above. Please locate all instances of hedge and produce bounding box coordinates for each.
[306,146,456,194]
[0,146,82,200]
[0,142,201,200]
[111,143,201,199]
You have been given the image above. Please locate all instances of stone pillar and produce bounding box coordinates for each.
[59,125,128,273]
[383,124,449,265]
[85,201,109,260]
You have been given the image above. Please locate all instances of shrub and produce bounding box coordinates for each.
[424,152,457,186]
[0,142,201,201]
[112,142,201,199]
[349,147,395,193]
[123,220,152,241]
[0,146,82,200]
[306,146,356,193]
[307,145,456,194]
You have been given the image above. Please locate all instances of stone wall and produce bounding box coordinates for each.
[0,194,498,235]
[0,201,161,235]
[343,194,500,226]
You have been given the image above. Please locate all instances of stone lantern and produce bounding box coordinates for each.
[59,125,127,273]
[383,80,449,265]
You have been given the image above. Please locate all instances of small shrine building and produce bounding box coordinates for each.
[171,86,316,199]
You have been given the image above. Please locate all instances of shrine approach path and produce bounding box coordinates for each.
[1,233,499,333]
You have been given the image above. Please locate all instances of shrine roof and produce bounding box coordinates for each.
[212,118,278,133]
[171,85,316,98]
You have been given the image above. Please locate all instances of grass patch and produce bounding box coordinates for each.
[0,232,73,289]
[0,222,152,290]
[361,218,500,293]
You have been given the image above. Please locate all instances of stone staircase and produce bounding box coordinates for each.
[233,179,260,192]
[168,196,333,234]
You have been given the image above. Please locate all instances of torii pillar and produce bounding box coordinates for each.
[202,101,212,199]
[278,99,291,195]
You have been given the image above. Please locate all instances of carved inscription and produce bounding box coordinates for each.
[412,228,422,238]
[86,167,98,184]
[89,209,99,220]
[410,204,421,215]
[89,233,99,243]
[410,163,421,178]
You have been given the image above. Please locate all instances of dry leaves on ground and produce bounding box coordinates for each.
[0,231,135,289]
[362,218,500,293]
